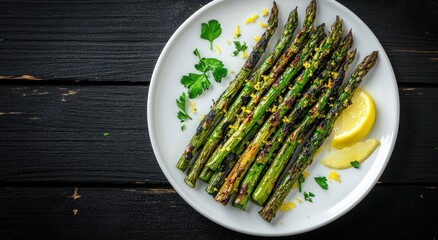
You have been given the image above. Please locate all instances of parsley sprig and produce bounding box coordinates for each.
[200,19,222,50]
[233,41,248,56]
[176,92,192,123]
[181,49,228,98]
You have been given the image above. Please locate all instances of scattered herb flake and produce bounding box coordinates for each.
[200,19,222,50]
[176,92,192,122]
[350,160,360,169]
[181,125,186,131]
[103,132,110,137]
[304,191,315,202]
[298,174,305,193]
[232,41,248,56]
[314,177,328,190]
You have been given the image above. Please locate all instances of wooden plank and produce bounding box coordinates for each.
[0,186,436,239]
[0,84,436,184]
[0,0,436,83]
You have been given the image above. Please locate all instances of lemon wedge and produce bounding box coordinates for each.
[331,88,376,148]
[322,139,380,169]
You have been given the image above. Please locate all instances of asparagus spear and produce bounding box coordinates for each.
[176,3,279,171]
[251,50,357,206]
[233,31,354,209]
[259,51,379,222]
[214,18,343,205]
[204,24,327,174]
[205,121,265,195]
[183,8,298,187]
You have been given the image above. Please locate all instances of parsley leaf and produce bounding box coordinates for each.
[314,177,328,190]
[200,19,222,50]
[232,41,248,56]
[176,92,192,122]
[193,49,228,83]
[298,173,305,192]
[350,160,360,169]
[180,49,228,99]
[181,124,186,131]
[304,191,315,202]
[181,73,211,99]
[103,132,110,137]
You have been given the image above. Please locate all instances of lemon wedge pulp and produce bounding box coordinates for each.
[322,139,380,169]
[331,88,376,148]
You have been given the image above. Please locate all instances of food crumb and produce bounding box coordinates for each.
[259,22,267,28]
[279,221,284,225]
[71,188,81,200]
[328,171,341,182]
[254,35,261,43]
[215,44,221,55]
[262,8,269,17]
[242,51,248,59]
[234,25,241,39]
[73,209,78,216]
[296,198,302,203]
[189,100,197,113]
[230,69,235,74]
[280,201,296,211]
[245,14,259,24]
[226,39,231,45]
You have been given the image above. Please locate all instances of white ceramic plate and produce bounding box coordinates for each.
[148,0,399,236]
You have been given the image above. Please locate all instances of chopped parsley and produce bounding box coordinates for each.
[103,132,110,137]
[350,160,360,169]
[304,191,315,202]
[200,19,222,50]
[314,176,328,190]
[176,92,192,122]
[233,41,248,56]
[181,49,227,98]
[298,173,306,192]
[181,124,186,131]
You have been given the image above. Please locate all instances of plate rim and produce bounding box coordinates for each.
[147,0,400,236]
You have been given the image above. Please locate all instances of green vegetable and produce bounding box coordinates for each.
[181,73,210,99]
[259,51,379,222]
[103,132,110,137]
[194,49,227,83]
[200,19,222,50]
[304,191,315,202]
[176,92,192,122]
[181,49,228,98]
[314,176,328,189]
[350,160,360,168]
[181,125,186,131]
[232,41,248,56]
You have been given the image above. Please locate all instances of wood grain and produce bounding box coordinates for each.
[0,0,436,83]
[0,85,436,184]
[0,186,436,239]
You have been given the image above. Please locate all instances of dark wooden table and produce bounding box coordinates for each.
[0,0,437,239]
